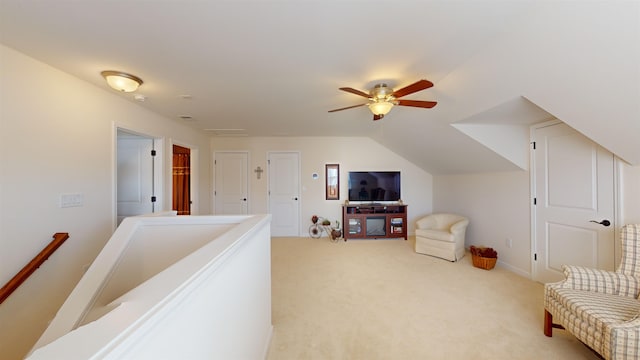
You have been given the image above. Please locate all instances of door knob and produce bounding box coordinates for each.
[589,219,611,227]
[294,197,298,200]
[242,198,247,201]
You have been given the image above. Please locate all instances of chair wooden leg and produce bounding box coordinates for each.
[544,310,553,337]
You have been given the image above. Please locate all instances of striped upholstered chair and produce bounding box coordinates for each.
[544,224,640,360]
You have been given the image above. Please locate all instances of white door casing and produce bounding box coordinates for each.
[532,122,615,283]
[268,152,301,236]
[214,151,249,214]
[116,134,155,224]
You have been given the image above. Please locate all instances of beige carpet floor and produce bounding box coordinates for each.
[267,236,601,360]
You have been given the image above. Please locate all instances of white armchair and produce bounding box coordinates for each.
[415,213,469,261]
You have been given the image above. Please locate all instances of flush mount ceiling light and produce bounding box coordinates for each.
[101,70,143,92]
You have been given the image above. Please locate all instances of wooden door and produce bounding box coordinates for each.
[172,145,191,215]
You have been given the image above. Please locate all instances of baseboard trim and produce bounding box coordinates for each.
[262,324,274,360]
[497,259,531,279]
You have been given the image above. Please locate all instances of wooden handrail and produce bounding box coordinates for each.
[0,232,69,304]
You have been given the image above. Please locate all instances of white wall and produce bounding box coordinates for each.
[433,171,531,276]
[434,163,640,278]
[621,163,640,224]
[211,136,434,235]
[0,44,211,360]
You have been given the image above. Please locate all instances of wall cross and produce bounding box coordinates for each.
[254,166,264,179]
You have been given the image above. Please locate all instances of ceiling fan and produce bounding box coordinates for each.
[328,79,437,120]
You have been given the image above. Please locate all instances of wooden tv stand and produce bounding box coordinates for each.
[342,204,407,240]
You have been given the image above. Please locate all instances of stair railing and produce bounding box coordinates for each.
[0,232,69,304]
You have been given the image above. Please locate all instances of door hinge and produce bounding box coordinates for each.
[151,196,157,203]
[531,141,536,150]
[151,150,157,156]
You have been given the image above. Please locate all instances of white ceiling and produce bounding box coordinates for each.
[1,1,638,174]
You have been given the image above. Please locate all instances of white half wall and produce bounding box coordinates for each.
[29,215,272,359]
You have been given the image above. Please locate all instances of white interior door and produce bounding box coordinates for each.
[533,122,615,283]
[214,152,248,214]
[268,152,300,236]
[117,132,155,224]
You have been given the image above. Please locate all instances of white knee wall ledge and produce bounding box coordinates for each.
[28,214,273,360]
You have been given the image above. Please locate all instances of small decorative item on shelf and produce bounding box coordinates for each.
[470,245,498,270]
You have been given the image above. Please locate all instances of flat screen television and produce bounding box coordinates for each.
[348,171,401,202]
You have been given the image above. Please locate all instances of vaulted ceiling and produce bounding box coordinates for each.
[1,1,638,174]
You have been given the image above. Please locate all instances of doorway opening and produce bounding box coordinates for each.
[115,128,162,227]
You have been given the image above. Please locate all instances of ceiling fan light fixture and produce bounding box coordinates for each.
[369,101,394,116]
[329,79,435,120]
[101,70,143,92]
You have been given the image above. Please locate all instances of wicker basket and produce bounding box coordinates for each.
[472,254,497,270]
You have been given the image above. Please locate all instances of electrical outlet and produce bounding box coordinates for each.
[506,237,513,248]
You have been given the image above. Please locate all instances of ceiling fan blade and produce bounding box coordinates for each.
[328,103,368,112]
[396,99,437,108]
[392,79,434,98]
[373,114,384,121]
[339,87,371,98]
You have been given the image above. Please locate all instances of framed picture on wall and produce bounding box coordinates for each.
[325,164,339,200]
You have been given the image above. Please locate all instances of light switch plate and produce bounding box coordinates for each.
[60,193,84,208]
